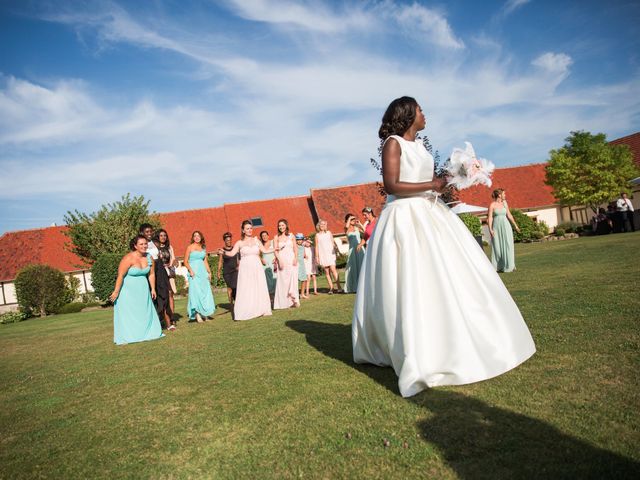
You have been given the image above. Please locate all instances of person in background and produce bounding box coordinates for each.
[303,236,318,296]
[217,232,239,305]
[616,192,635,232]
[295,233,309,299]
[315,220,342,294]
[488,189,520,273]
[140,223,171,330]
[260,230,277,295]
[110,235,164,345]
[153,229,177,330]
[273,219,300,308]
[591,207,613,235]
[184,231,215,322]
[218,221,272,321]
[343,213,366,293]
[357,207,377,251]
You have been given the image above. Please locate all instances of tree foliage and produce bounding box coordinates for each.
[458,213,482,237]
[15,264,68,317]
[64,194,160,264]
[545,131,638,213]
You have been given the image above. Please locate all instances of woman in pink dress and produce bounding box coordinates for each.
[273,219,300,309]
[303,237,318,296]
[315,220,342,294]
[218,220,272,321]
[357,207,378,251]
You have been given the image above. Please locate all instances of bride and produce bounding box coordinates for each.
[352,96,536,398]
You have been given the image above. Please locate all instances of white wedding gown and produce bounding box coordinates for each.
[352,135,536,398]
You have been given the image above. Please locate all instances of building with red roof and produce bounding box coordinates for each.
[311,182,386,234]
[1,131,637,311]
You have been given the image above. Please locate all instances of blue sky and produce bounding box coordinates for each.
[1,0,639,235]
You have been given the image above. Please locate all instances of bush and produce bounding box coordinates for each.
[57,302,88,314]
[555,228,566,237]
[14,264,68,316]
[537,220,550,237]
[458,213,482,237]
[532,231,545,240]
[207,254,227,288]
[555,221,583,234]
[175,274,187,296]
[91,253,122,301]
[0,311,27,324]
[80,291,99,303]
[511,210,537,242]
[336,253,347,270]
[64,274,81,304]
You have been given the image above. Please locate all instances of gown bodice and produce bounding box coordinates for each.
[385,135,434,184]
[189,249,206,262]
[240,242,260,258]
[126,255,151,277]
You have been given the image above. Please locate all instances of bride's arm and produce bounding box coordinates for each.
[382,138,447,195]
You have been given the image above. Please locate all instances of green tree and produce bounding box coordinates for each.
[14,265,68,317]
[91,253,123,302]
[64,194,161,264]
[545,131,638,213]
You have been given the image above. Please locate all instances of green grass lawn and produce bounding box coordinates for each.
[1,233,639,479]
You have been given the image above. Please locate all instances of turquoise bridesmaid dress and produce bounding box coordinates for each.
[187,249,216,319]
[297,245,307,281]
[491,204,516,272]
[344,230,365,293]
[113,254,164,345]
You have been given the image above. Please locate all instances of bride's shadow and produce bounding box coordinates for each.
[286,320,640,479]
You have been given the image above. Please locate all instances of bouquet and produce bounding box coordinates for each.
[445,142,495,189]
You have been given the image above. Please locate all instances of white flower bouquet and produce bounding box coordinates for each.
[445,142,495,189]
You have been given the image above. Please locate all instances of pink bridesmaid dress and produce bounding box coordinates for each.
[316,231,336,267]
[274,234,300,309]
[233,241,272,321]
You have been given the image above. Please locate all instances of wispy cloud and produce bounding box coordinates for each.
[494,0,532,22]
[0,0,638,233]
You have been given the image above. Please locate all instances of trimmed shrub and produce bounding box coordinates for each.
[175,274,187,296]
[80,292,99,303]
[511,210,537,242]
[207,254,227,288]
[537,220,550,237]
[14,264,68,316]
[91,253,122,301]
[458,213,482,237]
[555,228,566,237]
[56,301,102,314]
[0,311,27,324]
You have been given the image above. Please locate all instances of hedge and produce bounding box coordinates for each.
[91,253,122,301]
[14,264,68,316]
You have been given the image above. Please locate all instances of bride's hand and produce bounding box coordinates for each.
[431,177,449,193]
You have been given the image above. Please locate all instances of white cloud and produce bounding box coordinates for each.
[393,3,465,50]
[532,52,573,74]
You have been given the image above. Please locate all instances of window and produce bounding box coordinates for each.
[250,216,264,227]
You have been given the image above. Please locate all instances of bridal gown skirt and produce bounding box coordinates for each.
[352,194,536,398]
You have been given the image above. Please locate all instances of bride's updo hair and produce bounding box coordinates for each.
[378,96,419,140]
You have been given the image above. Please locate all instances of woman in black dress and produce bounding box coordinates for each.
[153,229,177,330]
[217,232,239,305]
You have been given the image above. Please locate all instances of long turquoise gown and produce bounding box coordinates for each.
[491,204,516,273]
[187,249,216,319]
[262,242,277,294]
[113,254,164,345]
[344,230,366,293]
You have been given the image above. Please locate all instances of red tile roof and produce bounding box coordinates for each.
[610,132,640,167]
[159,206,227,258]
[311,182,387,233]
[458,163,557,210]
[222,195,317,241]
[0,226,88,282]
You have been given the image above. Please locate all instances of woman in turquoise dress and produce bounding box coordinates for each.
[184,230,216,322]
[295,233,308,298]
[343,214,366,293]
[110,235,164,345]
[488,189,521,273]
[259,231,277,294]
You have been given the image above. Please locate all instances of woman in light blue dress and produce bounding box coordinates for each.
[184,230,216,322]
[110,235,164,345]
[259,231,277,294]
[488,189,521,273]
[343,213,366,293]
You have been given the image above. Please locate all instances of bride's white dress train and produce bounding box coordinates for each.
[352,135,536,398]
